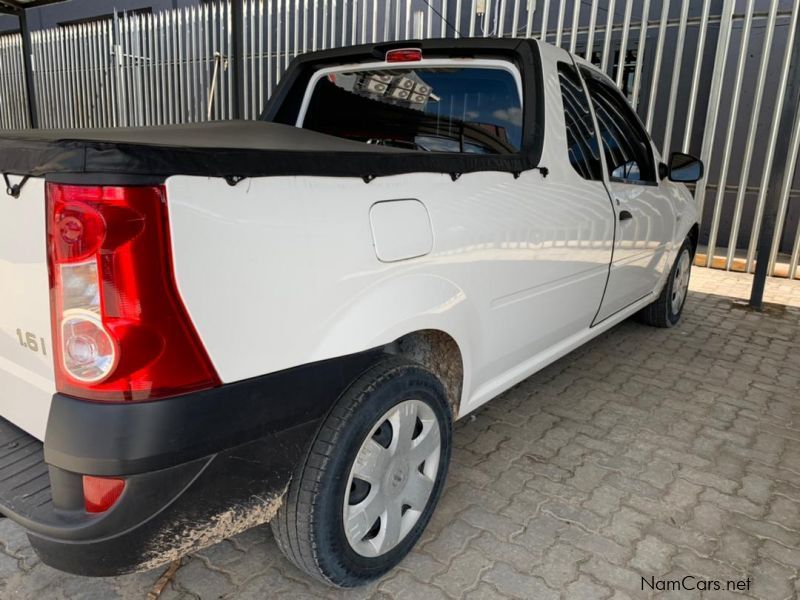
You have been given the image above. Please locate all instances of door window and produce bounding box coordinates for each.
[580,67,656,184]
[557,63,603,181]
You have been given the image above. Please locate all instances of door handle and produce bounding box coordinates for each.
[619,210,633,221]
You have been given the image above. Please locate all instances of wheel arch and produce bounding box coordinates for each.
[687,222,700,257]
[384,329,465,419]
[309,273,476,418]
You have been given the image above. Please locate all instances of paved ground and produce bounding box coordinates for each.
[2,267,799,600]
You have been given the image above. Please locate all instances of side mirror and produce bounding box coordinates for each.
[668,152,704,183]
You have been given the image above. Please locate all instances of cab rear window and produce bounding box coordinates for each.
[300,66,523,155]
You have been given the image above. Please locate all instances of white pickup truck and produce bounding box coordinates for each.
[0,38,701,587]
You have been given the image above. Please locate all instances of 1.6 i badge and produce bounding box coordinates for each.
[15,328,47,356]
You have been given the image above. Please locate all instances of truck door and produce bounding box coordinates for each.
[580,67,676,323]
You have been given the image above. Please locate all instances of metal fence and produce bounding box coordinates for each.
[0,0,799,279]
[0,33,28,129]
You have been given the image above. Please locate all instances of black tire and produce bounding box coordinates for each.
[636,237,694,328]
[270,355,452,587]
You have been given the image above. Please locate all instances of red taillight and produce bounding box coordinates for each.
[83,476,125,513]
[386,48,423,63]
[46,184,220,402]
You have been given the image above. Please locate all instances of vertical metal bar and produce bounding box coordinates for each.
[790,213,800,280]
[177,9,186,125]
[615,0,631,89]
[372,0,378,42]
[227,1,234,118]
[769,109,800,276]
[240,1,246,119]
[259,0,265,115]
[146,16,155,126]
[193,7,201,122]
[332,0,338,46]
[284,0,290,71]
[268,0,274,95]
[18,9,38,127]
[746,5,799,273]
[322,0,329,47]
[697,0,754,267]
[209,5,218,120]
[1,38,10,128]
[568,0,580,54]
[630,0,649,111]
[342,0,349,44]
[525,0,534,39]
[75,23,86,127]
[0,38,8,128]
[296,0,302,58]
[313,0,319,49]
[681,0,710,152]
[231,0,244,118]
[555,0,565,47]
[426,0,433,37]
[361,0,367,43]
[469,0,477,37]
[38,30,50,127]
[498,0,507,38]
[165,10,173,124]
[725,2,778,271]
[92,22,102,126]
[750,8,800,305]
[350,0,357,44]
[693,0,735,224]
[600,0,615,75]
[414,9,424,38]
[440,0,448,37]
[305,0,310,52]
[584,0,597,62]
[661,0,690,155]
[83,23,93,126]
[252,0,258,119]
[645,0,670,132]
[383,0,390,41]
[32,30,45,127]
[539,0,550,41]
[511,0,521,39]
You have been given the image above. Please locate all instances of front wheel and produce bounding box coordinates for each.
[636,238,693,328]
[270,356,452,587]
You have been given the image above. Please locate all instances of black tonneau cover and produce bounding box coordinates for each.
[0,120,531,180]
[0,38,543,181]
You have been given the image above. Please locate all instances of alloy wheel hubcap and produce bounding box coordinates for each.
[343,399,441,557]
[671,249,691,314]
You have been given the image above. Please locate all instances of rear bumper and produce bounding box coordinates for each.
[0,349,379,576]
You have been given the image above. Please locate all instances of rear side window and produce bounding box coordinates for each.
[557,63,603,180]
[301,66,523,155]
[580,66,657,184]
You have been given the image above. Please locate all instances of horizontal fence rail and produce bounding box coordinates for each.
[0,0,798,279]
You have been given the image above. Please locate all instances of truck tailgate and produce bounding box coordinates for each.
[0,177,55,441]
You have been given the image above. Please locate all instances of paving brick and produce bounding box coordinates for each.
[537,543,587,588]
[565,574,613,600]
[629,535,677,576]
[481,562,558,600]
[580,557,642,595]
[429,548,491,597]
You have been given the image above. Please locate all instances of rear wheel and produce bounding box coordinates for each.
[636,238,693,328]
[271,356,452,587]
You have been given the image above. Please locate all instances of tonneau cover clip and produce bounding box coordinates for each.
[3,173,30,199]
